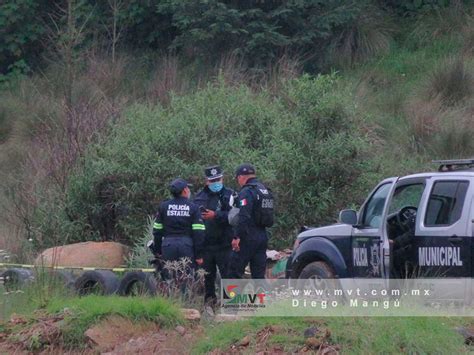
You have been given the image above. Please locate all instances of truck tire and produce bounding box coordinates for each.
[74,270,119,296]
[299,261,335,279]
[118,271,157,296]
[1,268,34,290]
[297,262,338,299]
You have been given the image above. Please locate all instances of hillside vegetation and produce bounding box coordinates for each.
[0,1,473,258]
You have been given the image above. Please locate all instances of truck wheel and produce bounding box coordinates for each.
[74,270,119,296]
[299,261,335,279]
[297,262,337,298]
[118,271,157,296]
[1,268,34,291]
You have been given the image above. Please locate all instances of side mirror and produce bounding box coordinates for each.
[339,209,358,225]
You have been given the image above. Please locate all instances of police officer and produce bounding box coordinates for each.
[194,165,234,305]
[152,178,205,273]
[229,163,272,279]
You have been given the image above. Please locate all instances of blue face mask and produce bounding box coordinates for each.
[209,182,223,193]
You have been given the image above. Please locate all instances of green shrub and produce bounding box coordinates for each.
[36,74,380,249]
[126,216,155,268]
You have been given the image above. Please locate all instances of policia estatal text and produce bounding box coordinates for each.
[152,178,205,273]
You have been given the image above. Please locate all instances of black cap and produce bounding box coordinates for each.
[169,178,188,195]
[235,163,256,177]
[204,165,224,180]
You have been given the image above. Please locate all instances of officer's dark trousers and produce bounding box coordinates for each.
[229,234,267,279]
[203,247,231,303]
[161,236,195,279]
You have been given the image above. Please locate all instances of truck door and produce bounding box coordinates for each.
[351,179,396,278]
[383,178,427,278]
[412,178,472,277]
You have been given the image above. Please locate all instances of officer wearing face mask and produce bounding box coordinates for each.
[193,166,234,305]
[152,178,205,273]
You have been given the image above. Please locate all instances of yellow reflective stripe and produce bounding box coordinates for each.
[141,268,155,273]
[192,224,205,230]
[153,223,163,229]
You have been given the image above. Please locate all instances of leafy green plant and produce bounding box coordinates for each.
[0,0,45,76]
[126,216,155,269]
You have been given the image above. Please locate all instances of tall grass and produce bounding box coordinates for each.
[0,269,73,322]
[329,5,395,68]
[424,57,473,106]
[407,3,473,49]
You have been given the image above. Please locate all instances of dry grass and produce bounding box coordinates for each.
[214,52,250,87]
[406,97,474,157]
[329,6,395,67]
[462,25,474,56]
[403,53,474,158]
[409,3,473,48]
[424,57,473,106]
[147,55,189,106]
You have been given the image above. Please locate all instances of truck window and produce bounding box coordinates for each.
[388,183,425,214]
[425,181,469,226]
[362,183,392,228]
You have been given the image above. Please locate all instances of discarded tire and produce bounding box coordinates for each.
[118,271,157,296]
[50,270,76,289]
[74,270,119,295]
[1,268,34,290]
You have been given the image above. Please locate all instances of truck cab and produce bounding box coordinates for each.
[286,159,474,280]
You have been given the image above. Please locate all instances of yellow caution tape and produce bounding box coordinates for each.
[0,262,156,273]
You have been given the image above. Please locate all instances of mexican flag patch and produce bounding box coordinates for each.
[240,199,247,206]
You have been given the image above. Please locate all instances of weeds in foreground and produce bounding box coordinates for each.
[46,295,181,348]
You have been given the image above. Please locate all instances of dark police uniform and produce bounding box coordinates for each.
[229,165,269,279]
[194,166,234,303]
[152,179,205,269]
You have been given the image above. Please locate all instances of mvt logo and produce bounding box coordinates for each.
[222,285,266,309]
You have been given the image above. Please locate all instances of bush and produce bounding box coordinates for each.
[407,3,472,49]
[328,5,395,68]
[35,74,379,249]
[406,55,474,158]
[126,216,154,269]
[424,57,473,106]
[407,99,474,158]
